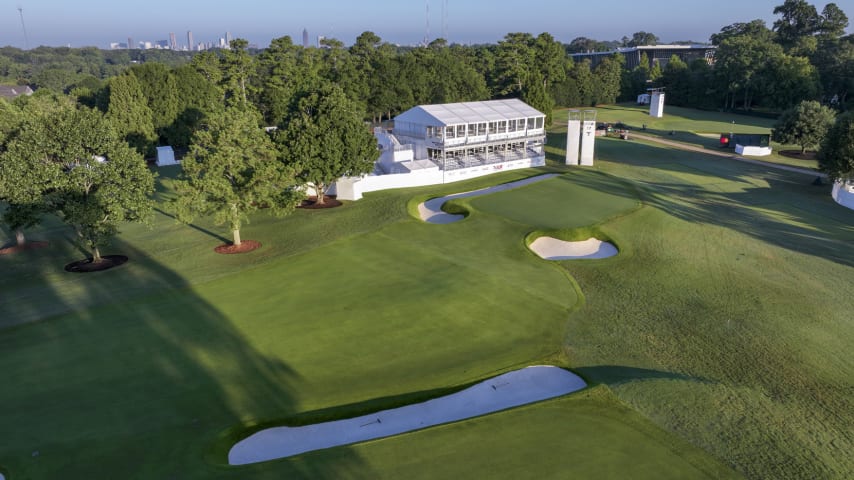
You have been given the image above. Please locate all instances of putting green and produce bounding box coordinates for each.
[470,172,639,229]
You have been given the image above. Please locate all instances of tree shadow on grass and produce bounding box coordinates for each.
[563,139,854,268]
[0,236,370,479]
[154,207,231,245]
[575,365,713,387]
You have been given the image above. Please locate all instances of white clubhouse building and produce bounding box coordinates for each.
[334,99,547,200]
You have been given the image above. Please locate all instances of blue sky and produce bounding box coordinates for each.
[0,0,848,49]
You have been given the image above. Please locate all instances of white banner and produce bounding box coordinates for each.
[566,120,580,165]
[580,120,596,166]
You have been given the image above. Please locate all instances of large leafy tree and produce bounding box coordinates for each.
[174,105,298,247]
[772,100,836,153]
[625,31,660,47]
[277,83,379,206]
[130,63,180,140]
[593,54,625,105]
[818,111,854,181]
[1,106,155,262]
[773,0,821,50]
[106,72,157,156]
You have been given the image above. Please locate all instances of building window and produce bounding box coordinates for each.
[446,126,456,138]
[527,118,536,129]
[536,117,544,129]
[508,119,516,131]
[468,124,477,136]
[478,123,487,135]
[457,125,466,137]
[498,120,507,133]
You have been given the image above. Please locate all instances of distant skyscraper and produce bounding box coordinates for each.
[169,32,177,50]
[187,31,194,51]
[128,37,134,50]
[302,28,309,48]
[225,31,232,47]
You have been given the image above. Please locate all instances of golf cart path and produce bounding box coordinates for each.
[418,174,561,224]
[631,133,827,178]
[229,365,586,465]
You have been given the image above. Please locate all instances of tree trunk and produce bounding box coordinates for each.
[316,182,326,205]
[801,145,807,154]
[15,228,25,247]
[92,245,102,263]
[232,229,242,247]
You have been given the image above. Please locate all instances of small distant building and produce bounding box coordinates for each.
[571,44,716,69]
[0,85,34,100]
[156,146,178,166]
[333,99,546,201]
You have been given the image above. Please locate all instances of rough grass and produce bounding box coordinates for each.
[554,103,818,170]
[2,109,853,479]
[0,166,729,479]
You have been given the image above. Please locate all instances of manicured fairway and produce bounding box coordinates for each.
[554,103,819,170]
[2,104,853,479]
[470,172,639,229]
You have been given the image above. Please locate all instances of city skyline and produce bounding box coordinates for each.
[1,0,848,50]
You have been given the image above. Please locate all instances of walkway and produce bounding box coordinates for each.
[630,133,827,178]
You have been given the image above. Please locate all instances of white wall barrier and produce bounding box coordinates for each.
[832,180,854,211]
[334,156,546,201]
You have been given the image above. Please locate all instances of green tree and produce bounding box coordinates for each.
[106,73,157,156]
[715,30,783,109]
[221,38,256,106]
[764,54,819,110]
[593,54,624,105]
[174,105,298,247]
[817,3,849,38]
[773,0,821,49]
[522,70,554,125]
[130,63,180,139]
[626,31,660,47]
[818,111,854,181]
[660,55,691,106]
[277,83,378,206]
[772,100,836,153]
[0,106,155,262]
[495,33,535,96]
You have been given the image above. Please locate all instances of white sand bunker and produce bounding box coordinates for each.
[418,174,560,224]
[530,237,618,260]
[228,365,585,465]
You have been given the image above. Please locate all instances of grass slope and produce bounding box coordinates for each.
[0,166,732,479]
[3,105,851,478]
[554,103,818,170]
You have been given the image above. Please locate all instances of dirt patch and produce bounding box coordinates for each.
[214,240,262,254]
[0,241,49,255]
[298,195,342,209]
[779,150,817,161]
[65,255,129,273]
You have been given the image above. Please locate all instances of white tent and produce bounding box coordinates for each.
[156,146,177,166]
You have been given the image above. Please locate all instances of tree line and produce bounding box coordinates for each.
[1,0,853,265]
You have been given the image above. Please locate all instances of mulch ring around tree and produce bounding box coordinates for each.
[64,255,129,273]
[298,195,343,209]
[214,240,262,254]
[0,241,49,255]
[779,150,818,161]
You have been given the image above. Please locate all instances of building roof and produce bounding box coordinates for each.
[569,44,715,58]
[0,85,34,99]
[395,99,544,127]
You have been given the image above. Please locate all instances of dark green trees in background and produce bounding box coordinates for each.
[106,72,157,156]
